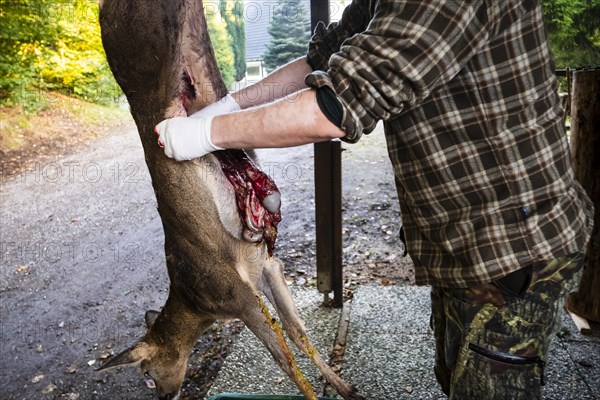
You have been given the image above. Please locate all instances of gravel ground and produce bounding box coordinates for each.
[1,120,409,399]
[3,119,595,400]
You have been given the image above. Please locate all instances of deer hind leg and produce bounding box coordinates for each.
[259,259,364,400]
[237,288,318,400]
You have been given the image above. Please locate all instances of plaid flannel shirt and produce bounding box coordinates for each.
[305,0,594,287]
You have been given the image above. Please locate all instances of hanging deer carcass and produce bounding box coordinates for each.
[97,1,363,399]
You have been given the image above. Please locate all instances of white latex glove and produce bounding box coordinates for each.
[155,116,222,161]
[190,93,240,118]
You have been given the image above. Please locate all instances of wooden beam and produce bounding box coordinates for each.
[310,0,344,307]
[566,68,600,323]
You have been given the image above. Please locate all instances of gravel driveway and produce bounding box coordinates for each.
[1,120,408,399]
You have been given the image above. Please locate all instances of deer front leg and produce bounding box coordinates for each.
[239,292,318,400]
[259,259,365,400]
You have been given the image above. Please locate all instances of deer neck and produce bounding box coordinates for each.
[146,290,208,352]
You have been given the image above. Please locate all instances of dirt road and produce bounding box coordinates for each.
[1,121,407,399]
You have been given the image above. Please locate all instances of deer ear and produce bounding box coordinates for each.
[144,310,160,328]
[96,342,154,371]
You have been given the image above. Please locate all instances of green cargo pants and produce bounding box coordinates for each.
[431,252,584,399]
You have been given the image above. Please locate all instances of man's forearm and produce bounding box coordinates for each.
[212,88,345,149]
[232,57,313,110]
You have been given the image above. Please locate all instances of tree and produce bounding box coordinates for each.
[0,1,59,102]
[206,8,235,89]
[0,0,121,109]
[262,1,311,71]
[542,0,600,67]
[219,0,246,82]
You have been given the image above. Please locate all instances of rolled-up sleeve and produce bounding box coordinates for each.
[306,0,493,143]
[306,1,372,72]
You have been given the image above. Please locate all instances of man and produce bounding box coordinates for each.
[156,1,594,398]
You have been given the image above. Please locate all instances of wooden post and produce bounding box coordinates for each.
[566,68,600,323]
[310,0,344,307]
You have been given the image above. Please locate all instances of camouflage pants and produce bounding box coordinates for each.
[431,252,584,400]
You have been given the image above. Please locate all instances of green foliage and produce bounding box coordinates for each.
[219,0,246,82]
[206,9,235,89]
[0,0,121,111]
[4,0,596,113]
[542,0,600,67]
[262,1,311,71]
[0,0,245,109]
[0,1,55,106]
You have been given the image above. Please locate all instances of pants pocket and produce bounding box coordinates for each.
[468,342,545,384]
[451,342,545,400]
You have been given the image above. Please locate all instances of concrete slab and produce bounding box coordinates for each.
[544,341,596,399]
[207,287,341,397]
[347,286,600,400]
[343,286,444,400]
[554,311,600,400]
[207,285,599,399]
[545,326,600,399]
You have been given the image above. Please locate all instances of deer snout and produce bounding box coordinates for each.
[152,375,183,400]
[154,376,182,400]
[158,392,180,400]
[144,361,186,400]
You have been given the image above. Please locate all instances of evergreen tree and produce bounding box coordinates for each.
[220,0,246,82]
[262,1,311,71]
